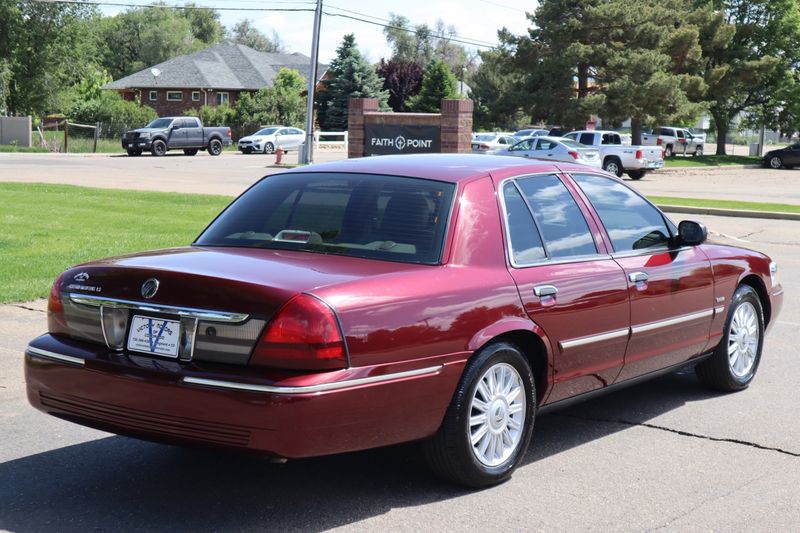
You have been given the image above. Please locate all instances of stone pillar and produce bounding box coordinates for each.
[440,99,473,153]
[348,98,379,158]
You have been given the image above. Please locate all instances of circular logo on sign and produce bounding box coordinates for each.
[141,278,160,300]
[394,136,406,151]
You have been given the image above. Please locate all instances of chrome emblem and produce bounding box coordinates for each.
[141,278,160,299]
[74,272,90,282]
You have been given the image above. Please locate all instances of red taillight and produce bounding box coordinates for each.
[227,129,232,137]
[251,294,346,370]
[480,144,490,150]
[47,272,68,333]
[656,137,663,145]
[568,151,579,159]
[635,149,643,159]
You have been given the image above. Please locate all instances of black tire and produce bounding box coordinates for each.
[151,139,167,157]
[263,141,275,154]
[183,149,198,156]
[664,145,673,158]
[207,139,223,156]
[768,155,783,169]
[423,341,536,488]
[603,158,623,177]
[693,146,703,157]
[126,149,142,157]
[696,285,764,392]
[627,170,645,180]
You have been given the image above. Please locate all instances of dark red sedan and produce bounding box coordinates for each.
[25,154,783,487]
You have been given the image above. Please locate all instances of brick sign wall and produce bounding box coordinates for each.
[348,98,473,158]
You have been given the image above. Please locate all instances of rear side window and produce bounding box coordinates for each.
[572,173,672,252]
[196,173,455,265]
[578,133,594,145]
[515,175,597,258]
[502,182,546,264]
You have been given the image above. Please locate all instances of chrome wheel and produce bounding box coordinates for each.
[604,161,620,176]
[469,362,526,467]
[769,156,783,169]
[728,301,759,378]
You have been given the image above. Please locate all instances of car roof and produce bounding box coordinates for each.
[280,153,573,183]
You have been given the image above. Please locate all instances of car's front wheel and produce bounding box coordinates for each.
[263,141,275,154]
[151,139,167,157]
[423,341,535,488]
[126,149,142,157]
[696,285,764,391]
[768,155,783,169]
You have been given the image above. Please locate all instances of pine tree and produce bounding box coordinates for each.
[409,59,459,113]
[316,34,388,131]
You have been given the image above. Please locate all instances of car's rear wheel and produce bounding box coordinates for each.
[627,170,645,180]
[423,341,535,488]
[696,285,764,391]
[151,139,167,157]
[207,139,223,156]
[694,146,703,156]
[603,158,623,177]
[183,149,198,156]
[768,155,783,169]
[664,145,673,157]
[263,142,275,154]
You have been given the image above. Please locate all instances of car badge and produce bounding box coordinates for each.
[141,278,160,300]
[73,272,90,282]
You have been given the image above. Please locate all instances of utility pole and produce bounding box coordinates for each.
[302,0,323,165]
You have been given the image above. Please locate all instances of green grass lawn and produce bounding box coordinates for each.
[664,154,762,167]
[0,183,230,303]
[651,196,800,214]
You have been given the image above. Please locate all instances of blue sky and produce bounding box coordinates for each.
[100,0,535,63]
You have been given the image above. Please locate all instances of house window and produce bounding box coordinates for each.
[148,90,157,101]
[192,91,200,102]
[217,92,229,106]
[167,91,183,101]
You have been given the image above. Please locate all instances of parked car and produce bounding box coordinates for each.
[237,126,305,154]
[562,130,664,179]
[513,128,549,138]
[121,117,232,157]
[471,132,518,153]
[763,143,800,169]
[494,136,602,168]
[642,126,704,157]
[25,154,782,488]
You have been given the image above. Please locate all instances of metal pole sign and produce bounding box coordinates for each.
[302,0,323,164]
[363,124,441,156]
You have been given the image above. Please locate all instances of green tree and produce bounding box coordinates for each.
[317,34,388,131]
[234,68,306,128]
[228,19,284,53]
[180,3,225,44]
[409,59,459,113]
[469,48,527,130]
[383,14,472,74]
[69,90,157,131]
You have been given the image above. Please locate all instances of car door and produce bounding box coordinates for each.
[498,174,630,402]
[788,143,800,165]
[183,118,204,148]
[167,119,186,148]
[532,139,559,161]
[569,172,716,381]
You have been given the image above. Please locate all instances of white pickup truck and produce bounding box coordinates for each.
[641,126,704,157]
[562,130,664,180]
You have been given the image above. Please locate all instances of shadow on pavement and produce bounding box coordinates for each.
[0,370,721,532]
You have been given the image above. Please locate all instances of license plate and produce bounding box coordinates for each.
[127,315,180,357]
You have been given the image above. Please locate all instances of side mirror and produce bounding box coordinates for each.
[677,220,707,246]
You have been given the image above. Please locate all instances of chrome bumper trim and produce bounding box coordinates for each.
[26,346,85,366]
[183,365,444,395]
[560,328,630,350]
[631,308,714,335]
[68,293,249,323]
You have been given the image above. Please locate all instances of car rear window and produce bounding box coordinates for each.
[195,172,456,265]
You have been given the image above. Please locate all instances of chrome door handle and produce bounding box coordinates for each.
[628,271,648,283]
[534,285,558,297]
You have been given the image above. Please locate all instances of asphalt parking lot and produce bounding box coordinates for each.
[1,154,799,531]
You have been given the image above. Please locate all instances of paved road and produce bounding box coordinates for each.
[1,214,798,531]
[2,152,799,206]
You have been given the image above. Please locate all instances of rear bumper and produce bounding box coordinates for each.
[25,334,464,458]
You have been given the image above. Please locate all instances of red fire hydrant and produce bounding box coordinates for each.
[275,146,284,164]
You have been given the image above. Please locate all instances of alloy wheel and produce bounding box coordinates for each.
[728,301,759,378]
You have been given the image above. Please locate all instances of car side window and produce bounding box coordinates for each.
[509,139,532,151]
[572,173,672,252]
[515,175,598,258]
[502,182,546,264]
[536,139,555,151]
[579,133,594,145]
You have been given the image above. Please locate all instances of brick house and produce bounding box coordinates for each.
[104,42,327,117]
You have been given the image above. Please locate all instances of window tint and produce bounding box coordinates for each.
[196,173,455,265]
[572,173,671,252]
[509,139,533,151]
[516,175,597,258]
[579,133,594,145]
[502,182,546,264]
[536,139,556,150]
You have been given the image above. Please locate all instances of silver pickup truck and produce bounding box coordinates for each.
[641,126,704,157]
[562,130,664,180]
[122,116,232,157]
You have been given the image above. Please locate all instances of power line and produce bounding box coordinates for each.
[475,0,529,14]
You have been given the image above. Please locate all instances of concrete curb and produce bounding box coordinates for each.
[658,164,763,173]
[659,204,800,221]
